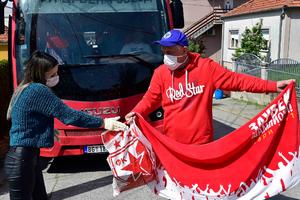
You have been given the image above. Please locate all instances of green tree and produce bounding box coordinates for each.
[188,38,206,57]
[233,21,268,60]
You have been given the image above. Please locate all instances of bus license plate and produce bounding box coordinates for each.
[84,145,108,154]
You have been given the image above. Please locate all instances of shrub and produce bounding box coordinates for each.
[0,59,12,137]
[232,21,268,61]
[0,59,11,96]
[188,38,206,57]
[0,59,10,102]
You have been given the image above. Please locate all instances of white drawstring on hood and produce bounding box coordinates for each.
[170,70,189,103]
[170,55,189,93]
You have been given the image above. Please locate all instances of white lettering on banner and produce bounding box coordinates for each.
[249,89,293,138]
[150,148,300,199]
[166,82,205,102]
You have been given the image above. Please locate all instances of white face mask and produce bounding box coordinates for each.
[46,75,59,87]
[164,54,187,71]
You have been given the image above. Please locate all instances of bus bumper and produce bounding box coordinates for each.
[40,120,163,157]
[40,135,103,157]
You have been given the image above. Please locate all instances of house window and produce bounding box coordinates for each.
[229,30,239,49]
[224,0,233,11]
[261,29,270,51]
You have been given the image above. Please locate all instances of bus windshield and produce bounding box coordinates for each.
[15,0,169,101]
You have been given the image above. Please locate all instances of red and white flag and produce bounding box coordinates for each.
[102,83,300,199]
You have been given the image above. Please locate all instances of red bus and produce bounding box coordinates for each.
[2,0,184,157]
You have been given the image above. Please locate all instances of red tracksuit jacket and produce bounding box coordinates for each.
[133,52,277,145]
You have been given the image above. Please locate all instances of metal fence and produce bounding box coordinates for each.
[234,54,300,96]
[268,58,300,96]
[234,53,265,79]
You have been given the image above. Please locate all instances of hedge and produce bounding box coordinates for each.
[0,59,12,137]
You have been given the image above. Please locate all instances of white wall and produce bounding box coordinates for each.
[182,0,213,29]
[4,1,12,26]
[288,11,300,61]
[222,11,282,65]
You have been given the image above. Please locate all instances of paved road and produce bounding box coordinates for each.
[0,154,164,200]
[0,97,300,200]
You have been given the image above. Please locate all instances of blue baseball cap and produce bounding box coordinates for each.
[154,30,188,47]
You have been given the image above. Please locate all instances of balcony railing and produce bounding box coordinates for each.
[184,8,230,38]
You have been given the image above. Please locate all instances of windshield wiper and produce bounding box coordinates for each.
[83,54,156,69]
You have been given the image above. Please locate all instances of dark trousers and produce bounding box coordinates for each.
[4,147,48,200]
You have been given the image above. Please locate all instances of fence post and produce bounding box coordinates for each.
[232,57,238,72]
[261,62,268,80]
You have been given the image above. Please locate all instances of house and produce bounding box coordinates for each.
[0,26,8,60]
[221,0,300,70]
[1,4,11,60]
[182,0,249,63]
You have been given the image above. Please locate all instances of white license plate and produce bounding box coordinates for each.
[84,145,108,154]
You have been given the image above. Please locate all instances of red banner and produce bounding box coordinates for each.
[102,83,300,199]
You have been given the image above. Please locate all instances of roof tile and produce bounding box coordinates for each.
[224,0,300,17]
[0,26,8,43]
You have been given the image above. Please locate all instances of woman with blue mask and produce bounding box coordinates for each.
[4,51,127,200]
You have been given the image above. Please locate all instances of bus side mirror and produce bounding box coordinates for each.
[170,0,184,28]
[0,0,8,34]
[16,6,25,45]
[16,17,25,45]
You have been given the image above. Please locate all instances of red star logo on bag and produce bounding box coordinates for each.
[127,132,134,139]
[121,151,152,181]
[114,140,121,149]
[119,132,125,139]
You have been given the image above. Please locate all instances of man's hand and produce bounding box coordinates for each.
[276,79,295,92]
[104,116,128,131]
[125,112,136,124]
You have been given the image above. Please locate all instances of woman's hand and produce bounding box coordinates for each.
[103,116,128,131]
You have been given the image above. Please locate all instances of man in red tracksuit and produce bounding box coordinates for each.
[125,29,293,145]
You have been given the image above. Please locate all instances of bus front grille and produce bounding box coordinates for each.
[65,130,102,136]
